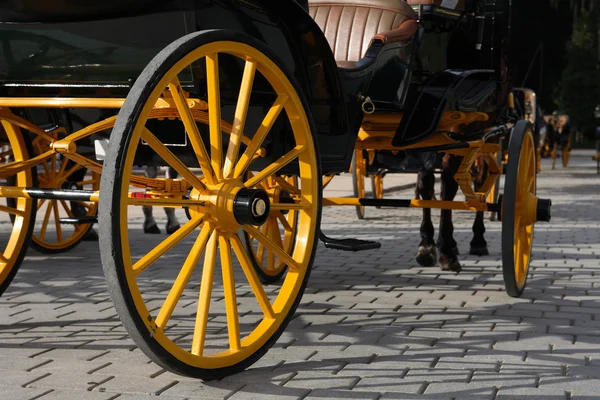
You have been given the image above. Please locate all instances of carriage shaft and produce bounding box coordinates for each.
[0,97,206,109]
[0,186,99,202]
[323,197,500,212]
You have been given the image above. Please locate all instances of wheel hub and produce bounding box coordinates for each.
[233,188,270,227]
[190,181,270,231]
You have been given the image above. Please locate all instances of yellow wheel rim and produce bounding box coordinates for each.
[512,130,536,289]
[246,175,297,279]
[115,40,318,370]
[0,122,34,285]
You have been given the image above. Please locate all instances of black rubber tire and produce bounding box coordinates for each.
[351,151,365,219]
[2,134,37,296]
[501,120,535,298]
[99,29,322,380]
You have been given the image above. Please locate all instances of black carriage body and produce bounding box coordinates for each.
[393,0,513,147]
[0,0,360,174]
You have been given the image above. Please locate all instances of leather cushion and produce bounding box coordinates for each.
[309,0,417,62]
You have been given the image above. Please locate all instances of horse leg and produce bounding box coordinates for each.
[437,154,461,272]
[164,167,181,234]
[143,166,161,234]
[416,169,437,267]
[470,156,489,256]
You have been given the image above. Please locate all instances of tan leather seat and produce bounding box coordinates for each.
[308,0,417,64]
[405,0,465,11]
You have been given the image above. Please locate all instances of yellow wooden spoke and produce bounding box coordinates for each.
[267,219,279,271]
[77,179,97,186]
[244,145,305,189]
[233,95,288,178]
[140,128,206,191]
[271,217,284,251]
[38,200,53,240]
[230,234,275,320]
[276,212,293,233]
[256,222,268,265]
[205,53,223,181]
[59,200,75,219]
[219,235,241,352]
[154,222,213,329]
[223,59,256,179]
[191,229,218,356]
[57,155,69,178]
[52,201,63,242]
[51,154,56,177]
[133,214,205,277]
[168,77,216,185]
[37,199,46,209]
[272,176,300,195]
[322,174,335,189]
[243,225,301,272]
[0,252,8,264]
[0,204,24,216]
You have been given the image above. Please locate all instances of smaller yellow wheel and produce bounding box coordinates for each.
[244,175,298,284]
[29,136,100,254]
[501,121,537,297]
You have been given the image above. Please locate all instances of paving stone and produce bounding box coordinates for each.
[0,156,597,399]
[36,389,117,399]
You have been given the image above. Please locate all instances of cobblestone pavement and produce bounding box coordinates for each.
[0,154,599,400]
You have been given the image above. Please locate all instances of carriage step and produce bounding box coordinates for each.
[318,231,381,252]
[59,216,98,225]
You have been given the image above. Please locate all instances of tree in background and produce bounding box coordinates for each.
[556,8,600,139]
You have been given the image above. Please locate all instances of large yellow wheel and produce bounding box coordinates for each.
[29,135,99,253]
[243,175,298,284]
[351,150,366,219]
[501,121,536,298]
[99,30,321,379]
[0,123,36,295]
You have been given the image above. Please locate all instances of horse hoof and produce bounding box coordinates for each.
[439,255,461,272]
[469,246,489,256]
[166,223,181,234]
[144,223,161,234]
[416,245,437,267]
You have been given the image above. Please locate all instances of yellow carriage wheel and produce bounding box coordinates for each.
[0,123,36,295]
[351,149,366,219]
[501,121,536,298]
[29,138,99,253]
[99,30,321,379]
[243,175,298,284]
